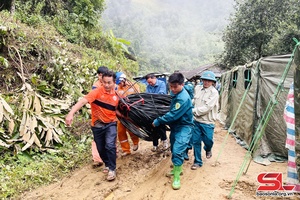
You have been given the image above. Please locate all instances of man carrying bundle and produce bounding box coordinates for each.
[152,72,193,190]
[115,72,140,156]
[145,73,169,152]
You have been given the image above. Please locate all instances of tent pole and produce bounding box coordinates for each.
[215,64,257,165]
[228,38,300,199]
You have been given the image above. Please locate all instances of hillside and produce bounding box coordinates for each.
[101,0,235,74]
[0,12,138,93]
[0,7,138,198]
[0,9,138,148]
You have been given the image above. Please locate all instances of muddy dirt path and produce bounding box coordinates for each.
[21,122,291,200]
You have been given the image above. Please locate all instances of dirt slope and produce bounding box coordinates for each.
[21,122,294,200]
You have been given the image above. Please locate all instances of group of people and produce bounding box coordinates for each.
[65,67,219,190]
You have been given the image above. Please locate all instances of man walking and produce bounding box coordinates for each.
[65,70,119,181]
[91,66,108,167]
[115,72,140,156]
[191,71,219,170]
[152,72,193,190]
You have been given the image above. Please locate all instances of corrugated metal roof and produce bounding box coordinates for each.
[179,63,226,80]
[133,64,227,81]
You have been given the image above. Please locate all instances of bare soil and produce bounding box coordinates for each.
[21,121,296,200]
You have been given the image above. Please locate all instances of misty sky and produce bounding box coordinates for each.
[101,0,235,73]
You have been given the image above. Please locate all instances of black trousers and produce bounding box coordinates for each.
[152,125,167,146]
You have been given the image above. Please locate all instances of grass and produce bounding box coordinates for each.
[0,118,92,199]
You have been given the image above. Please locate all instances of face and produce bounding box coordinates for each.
[102,76,115,92]
[119,80,126,87]
[147,77,156,86]
[169,82,183,94]
[202,79,214,88]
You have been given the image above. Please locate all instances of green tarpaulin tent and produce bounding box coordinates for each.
[219,54,295,158]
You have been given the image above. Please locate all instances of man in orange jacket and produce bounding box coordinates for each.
[91,66,108,167]
[115,72,140,156]
[66,70,119,181]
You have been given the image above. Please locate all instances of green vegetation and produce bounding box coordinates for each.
[221,0,300,67]
[0,117,91,198]
[0,0,138,198]
[103,0,300,70]
[101,0,235,74]
[1,0,300,198]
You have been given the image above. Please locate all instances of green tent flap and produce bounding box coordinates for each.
[220,54,295,158]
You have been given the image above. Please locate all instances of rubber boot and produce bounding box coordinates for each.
[172,165,182,190]
[166,167,183,177]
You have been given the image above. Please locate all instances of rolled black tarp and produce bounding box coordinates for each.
[117,93,171,141]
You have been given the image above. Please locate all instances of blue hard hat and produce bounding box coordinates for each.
[201,71,217,82]
[115,72,126,84]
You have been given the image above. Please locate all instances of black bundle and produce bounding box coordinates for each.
[117,93,171,141]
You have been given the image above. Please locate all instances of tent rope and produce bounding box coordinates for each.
[227,38,300,199]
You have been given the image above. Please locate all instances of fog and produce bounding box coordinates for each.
[101,0,235,74]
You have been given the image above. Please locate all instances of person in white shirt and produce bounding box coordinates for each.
[191,71,219,170]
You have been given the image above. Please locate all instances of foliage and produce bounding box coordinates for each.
[221,0,300,67]
[14,0,105,26]
[0,95,15,147]
[0,56,8,67]
[11,0,117,54]
[0,126,92,199]
[0,83,71,151]
[0,4,137,197]
[101,0,235,75]
[13,0,104,44]
[0,4,138,149]
[0,0,140,198]
[267,1,300,55]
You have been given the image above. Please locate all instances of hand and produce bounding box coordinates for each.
[152,122,155,127]
[116,110,125,118]
[65,113,73,126]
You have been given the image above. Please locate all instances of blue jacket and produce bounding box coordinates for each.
[153,87,193,127]
[184,81,194,99]
[146,79,167,94]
